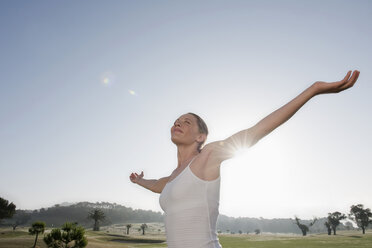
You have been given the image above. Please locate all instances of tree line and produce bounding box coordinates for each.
[294,205,372,236]
[217,206,371,235]
[0,199,163,229]
[1,197,371,235]
[0,198,156,247]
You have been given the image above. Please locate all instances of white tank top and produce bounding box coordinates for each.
[159,157,222,248]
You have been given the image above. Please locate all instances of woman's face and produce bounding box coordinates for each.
[170,113,202,146]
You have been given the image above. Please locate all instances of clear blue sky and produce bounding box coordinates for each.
[1,0,371,219]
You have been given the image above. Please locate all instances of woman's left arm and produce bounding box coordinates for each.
[205,70,360,161]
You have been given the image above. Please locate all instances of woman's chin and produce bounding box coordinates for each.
[171,136,184,145]
[171,137,179,144]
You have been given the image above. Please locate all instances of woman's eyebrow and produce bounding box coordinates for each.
[176,117,192,122]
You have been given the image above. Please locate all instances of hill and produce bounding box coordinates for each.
[1,201,359,234]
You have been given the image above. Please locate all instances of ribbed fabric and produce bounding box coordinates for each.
[159,157,222,248]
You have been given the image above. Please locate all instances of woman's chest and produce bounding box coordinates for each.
[169,155,220,182]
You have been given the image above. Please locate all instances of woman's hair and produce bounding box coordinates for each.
[188,112,208,152]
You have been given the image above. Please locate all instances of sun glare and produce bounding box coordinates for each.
[233,147,248,157]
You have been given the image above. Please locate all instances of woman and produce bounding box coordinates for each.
[130,70,360,248]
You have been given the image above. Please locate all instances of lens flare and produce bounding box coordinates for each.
[103,77,109,85]
[129,90,136,95]
[101,71,116,87]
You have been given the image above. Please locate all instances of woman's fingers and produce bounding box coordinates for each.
[339,70,359,91]
[129,171,145,183]
[352,70,360,86]
[351,70,360,84]
[342,70,352,83]
[337,70,353,87]
[130,172,144,181]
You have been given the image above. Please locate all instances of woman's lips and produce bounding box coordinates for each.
[174,128,183,133]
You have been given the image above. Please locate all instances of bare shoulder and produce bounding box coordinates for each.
[201,140,235,162]
[189,143,222,180]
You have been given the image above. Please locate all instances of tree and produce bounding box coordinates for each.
[43,222,88,248]
[125,224,132,235]
[294,216,317,236]
[29,221,46,248]
[87,209,105,231]
[254,229,260,235]
[0,197,16,222]
[324,221,332,235]
[140,223,148,235]
[11,210,31,230]
[327,212,346,235]
[349,204,372,234]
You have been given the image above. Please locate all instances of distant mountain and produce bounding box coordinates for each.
[20,201,164,228]
[58,202,76,207]
[3,201,355,234]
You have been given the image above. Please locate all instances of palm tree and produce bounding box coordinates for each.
[125,224,132,235]
[87,209,105,231]
[29,221,46,248]
[43,222,88,248]
[140,223,148,235]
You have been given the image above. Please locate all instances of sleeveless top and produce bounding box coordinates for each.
[159,157,222,248]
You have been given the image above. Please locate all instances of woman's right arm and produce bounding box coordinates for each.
[130,171,170,194]
[203,70,360,162]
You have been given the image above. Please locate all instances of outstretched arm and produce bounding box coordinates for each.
[130,171,170,194]
[205,70,360,161]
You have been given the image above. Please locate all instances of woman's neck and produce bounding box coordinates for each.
[176,145,199,168]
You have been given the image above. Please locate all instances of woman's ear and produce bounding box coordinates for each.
[196,133,207,143]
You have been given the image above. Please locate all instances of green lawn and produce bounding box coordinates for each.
[1,227,371,248]
[219,232,372,248]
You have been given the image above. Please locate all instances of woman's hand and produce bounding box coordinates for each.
[313,70,360,95]
[130,171,144,184]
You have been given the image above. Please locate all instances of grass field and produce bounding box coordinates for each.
[1,226,371,248]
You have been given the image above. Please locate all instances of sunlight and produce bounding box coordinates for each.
[219,131,302,218]
[233,147,249,158]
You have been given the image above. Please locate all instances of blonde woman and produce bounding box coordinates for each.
[130,70,360,248]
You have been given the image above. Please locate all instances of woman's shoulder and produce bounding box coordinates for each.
[202,141,223,152]
[201,140,235,162]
